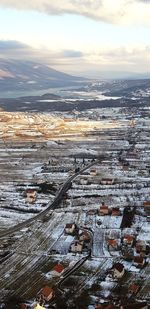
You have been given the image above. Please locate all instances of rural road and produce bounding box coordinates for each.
[0,159,100,238]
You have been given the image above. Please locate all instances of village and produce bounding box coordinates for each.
[0,105,149,309]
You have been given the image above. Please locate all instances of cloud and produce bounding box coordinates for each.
[0,40,38,60]
[0,0,150,25]
[0,40,26,50]
[0,40,149,75]
[62,50,83,58]
[0,40,84,64]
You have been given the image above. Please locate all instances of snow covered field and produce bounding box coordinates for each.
[0,106,149,307]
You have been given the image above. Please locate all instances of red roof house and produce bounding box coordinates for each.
[133,256,145,268]
[111,207,121,216]
[99,204,109,215]
[108,239,118,250]
[53,263,64,274]
[112,262,125,279]
[123,234,134,246]
[38,286,55,301]
[128,282,140,294]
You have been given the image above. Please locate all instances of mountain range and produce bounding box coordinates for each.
[0,59,86,94]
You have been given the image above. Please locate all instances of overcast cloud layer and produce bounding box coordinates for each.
[0,40,150,76]
[0,0,150,25]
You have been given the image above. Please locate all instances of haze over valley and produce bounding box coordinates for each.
[0,1,150,309]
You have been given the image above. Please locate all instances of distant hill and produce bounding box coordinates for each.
[0,59,86,93]
[80,70,150,80]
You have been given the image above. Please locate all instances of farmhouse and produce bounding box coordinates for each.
[120,302,148,309]
[38,286,55,302]
[33,304,46,309]
[136,240,146,254]
[101,178,114,185]
[25,189,37,203]
[128,282,140,294]
[112,262,125,279]
[65,223,76,235]
[70,241,83,253]
[111,207,121,216]
[143,201,150,216]
[90,169,97,176]
[79,230,91,242]
[133,256,145,268]
[99,203,109,215]
[107,239,118,250]
[123,234,134,246]
[53,263,64,275]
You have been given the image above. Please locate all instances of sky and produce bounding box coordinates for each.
[0,0,150,77]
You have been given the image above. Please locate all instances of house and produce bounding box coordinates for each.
[80,178,88,185]
[128,282,140,294]
[99,202,109,215]
[111,207,121,216]
[33,304,46,309]
[112,262,125,279]
[38,286,55,302]
[143,201,150,208]
[101,178,114,185]
[143,201,150,215]
[95,304,102,309]
[104,305,115,309]
[133,256,145,268]
[88,209,97,215]
[26,189,37,203]
[79,230,91,242]
[21,305,27,309]
[90,169,97,176]
[53,263,64,275]
[136,240,146,254]
[123,234,134,246]
[65,223,76,235]
[120,302,148,309]
[122,246,134,260]
[70,241,83,253]
[107,239,118,250]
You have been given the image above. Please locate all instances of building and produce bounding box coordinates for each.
[136,240,147,254]
[53,263,64,275]
[107,239,118,250]
[65,223,76,235]
[128,282,140,294]
[21,305,27,309]
[70,241,83,253]
[79,230,91,242]
[80,178,88,185]
[101,178,114,185]
[33,304,46,309]
[38,286,55,302]
[88,209,97,215]
[143,201,150,208]
[133,256,145,268]
[90,169,97,176]
[120,302,148,309]
[104,305,115,309]
[112,262,125,279]
[25,189,37,203]
[111,207,121,216]
[123,234,134,246]
[143,201,150,216]
[122,247,134,260]
[99,203,109,215]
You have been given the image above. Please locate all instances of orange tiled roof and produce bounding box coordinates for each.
[53,264,64,273]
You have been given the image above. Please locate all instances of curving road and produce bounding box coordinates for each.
[0,160,99,238]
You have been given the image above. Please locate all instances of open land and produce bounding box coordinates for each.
[0,96,149,309]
